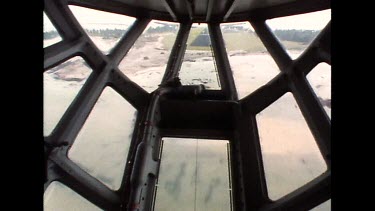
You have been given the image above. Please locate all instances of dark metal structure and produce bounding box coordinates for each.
[44,0,331,210]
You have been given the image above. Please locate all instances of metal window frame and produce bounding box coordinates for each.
[44,0,331,210]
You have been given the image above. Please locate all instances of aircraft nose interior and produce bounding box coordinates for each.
[44,0,331,210]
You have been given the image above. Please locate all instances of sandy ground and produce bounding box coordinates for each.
[44,35,331,210]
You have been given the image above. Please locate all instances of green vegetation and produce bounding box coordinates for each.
[273,29,320,44]
[43,26,314,53]
[161,27,212,51]
[161,33,178,50]
[145,24,179,34]
[187,27,211,51]
[222,32,266,53]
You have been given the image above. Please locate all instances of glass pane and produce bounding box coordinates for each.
[179,23,221,90]
[306,63,331,119]
[266,9,331,59]
[221,22,280,99]
[69,5,136,54]
[310,199,331,211]
[44,12,62,48]
[154,138,232,211]
[68,87,137,190]
[44,56,92,136]
[256,93,327,200]
[44,181,102,211]
[119,20,180,92]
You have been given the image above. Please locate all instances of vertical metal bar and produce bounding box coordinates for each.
[161,22,192,83]
[208,23,238,100]
[226,142,234,211]
[236,114,269,210]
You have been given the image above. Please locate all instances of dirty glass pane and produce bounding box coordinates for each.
[119,20,180,92]
[68,87,137,190]
[306,63,331,119]
[221,22,279,99]
[179,24,221,90]
[69,5,136,54]
[44,181,102,211]
[256,93,327,200]
[266,9,331,59]
[310,199,331,211]
[44,56,92,136]
[154,138,232,211]
[44,12,62,47]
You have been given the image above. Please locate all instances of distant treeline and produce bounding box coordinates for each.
[45,27,321,44]
[146,24,179,33]
[85,29,127,39]
[273,29,320,44]
[44,31,59,40]
[44,25,179,40]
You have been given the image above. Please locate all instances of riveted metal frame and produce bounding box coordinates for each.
[44,0,331,210]
[44,1,152,210]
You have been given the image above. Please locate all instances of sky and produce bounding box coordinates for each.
[266,9,331,30]
[44,6,331,32]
